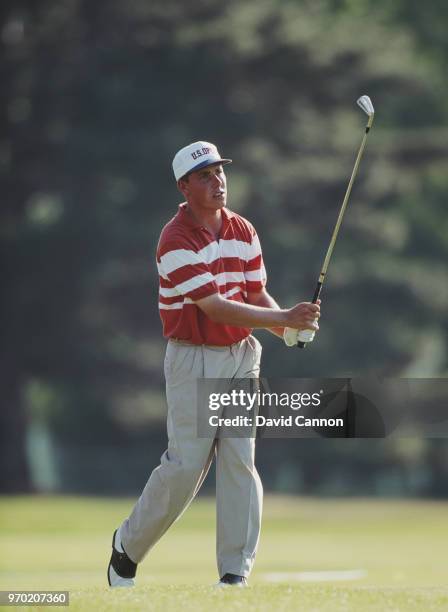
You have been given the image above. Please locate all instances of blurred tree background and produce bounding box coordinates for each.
[1,0,447,494]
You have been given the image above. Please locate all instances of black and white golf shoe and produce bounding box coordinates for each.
[107,529,137,588]
[217,573,248,587]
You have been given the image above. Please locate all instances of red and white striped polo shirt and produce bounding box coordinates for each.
[157,203,267,346]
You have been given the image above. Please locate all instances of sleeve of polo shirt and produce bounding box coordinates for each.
[158,241,219,301]
[244,227,267,292]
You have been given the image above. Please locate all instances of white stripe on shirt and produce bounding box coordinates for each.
[159,243,218,275]
[159,238,260,277]
[215,270,246,285]
[245,268,267,282]
[159,286,181,298]
[160,270,245,297]
[175,271,216,295]
[159,284,244,310]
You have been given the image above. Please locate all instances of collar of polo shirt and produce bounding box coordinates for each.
[178,203,235,235]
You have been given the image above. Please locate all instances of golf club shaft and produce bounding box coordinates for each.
[298,114,374,348]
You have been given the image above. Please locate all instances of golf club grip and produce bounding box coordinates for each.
[297,281,323,348]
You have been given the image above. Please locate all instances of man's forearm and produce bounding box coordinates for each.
[199,294,289,329]
[196,291,320,332]
[246,290,284,338]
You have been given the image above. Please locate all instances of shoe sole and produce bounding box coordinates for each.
[107,529,118,586]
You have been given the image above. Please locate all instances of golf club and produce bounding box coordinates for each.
[290,95,375,348]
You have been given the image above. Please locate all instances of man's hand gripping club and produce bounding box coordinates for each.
[283,300,321,347]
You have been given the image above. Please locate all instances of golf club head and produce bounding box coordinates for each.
[357,95,374,117]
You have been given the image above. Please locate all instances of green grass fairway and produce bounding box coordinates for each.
[1,495,447,611]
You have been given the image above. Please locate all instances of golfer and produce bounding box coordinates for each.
[108,141,320,587]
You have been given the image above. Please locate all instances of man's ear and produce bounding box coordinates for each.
[177,177,189,196]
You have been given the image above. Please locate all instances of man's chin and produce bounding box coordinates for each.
[211,197,226,209]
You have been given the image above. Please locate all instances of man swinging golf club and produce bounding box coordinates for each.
[107,140,320,588]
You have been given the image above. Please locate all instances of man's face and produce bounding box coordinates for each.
[179,163,227,211]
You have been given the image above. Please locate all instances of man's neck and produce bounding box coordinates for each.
[186,203,223,237]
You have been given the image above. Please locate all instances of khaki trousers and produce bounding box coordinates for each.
[120,335,263,578]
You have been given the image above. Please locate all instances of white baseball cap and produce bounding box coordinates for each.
[172,141,232,181]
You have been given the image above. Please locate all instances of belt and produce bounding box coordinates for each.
[169,337,239,349]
